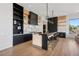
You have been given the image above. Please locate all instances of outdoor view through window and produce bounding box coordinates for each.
[69,18,79,34]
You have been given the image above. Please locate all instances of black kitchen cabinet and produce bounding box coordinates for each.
[13,3,33,46]
[13,3,24,46]
[13,3,23,34]
[13,35,23,46]
[23,34,32,42]
[28,11,38,25]
[13,34,32,46]
[48,17,58,33]
[58,32,66,38]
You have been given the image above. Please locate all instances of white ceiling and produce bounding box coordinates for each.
[18,3,79,18]
[18,3,47,18]
[48,3,79,17]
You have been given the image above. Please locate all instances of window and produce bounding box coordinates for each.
[69,18,79,34]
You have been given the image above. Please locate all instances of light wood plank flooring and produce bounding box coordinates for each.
[0,38,79,56]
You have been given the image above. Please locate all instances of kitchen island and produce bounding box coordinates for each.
[32,33,48,50]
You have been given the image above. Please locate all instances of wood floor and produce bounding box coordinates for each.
[0,38,79,56]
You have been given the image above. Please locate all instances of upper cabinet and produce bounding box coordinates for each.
[28,11,38,25]
[48,17,58,33]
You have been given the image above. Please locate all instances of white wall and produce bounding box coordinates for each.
[0,3,13,50]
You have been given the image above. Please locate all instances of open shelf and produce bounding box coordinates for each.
[13,3,23,34]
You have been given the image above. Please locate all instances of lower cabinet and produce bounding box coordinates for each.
[23,34,32,42]
[58,32,66,38]
[13,34,32,46]
[13,35,23,46]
